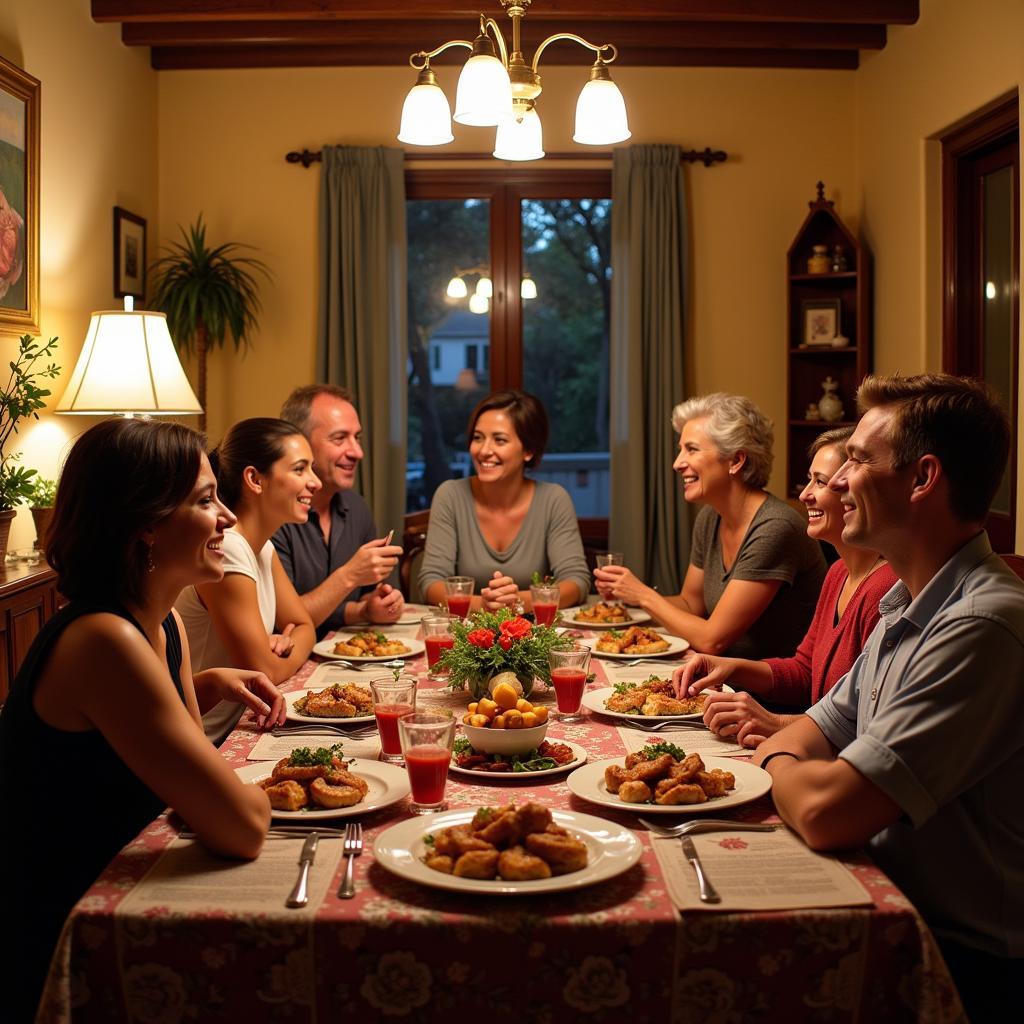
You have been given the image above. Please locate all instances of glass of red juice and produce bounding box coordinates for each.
[444,576,474,619]
[398,713,456,814]
[548,643,591,724]
[530,582,560,626]
[370,675,417,763]
[422,613,455,681]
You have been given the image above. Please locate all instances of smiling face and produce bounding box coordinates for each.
[470,408,531,483]
[307,394,364,494]
[799,444,846,545]
[260,434,321,525]
[151,453,236,585]
[672,417,733,504]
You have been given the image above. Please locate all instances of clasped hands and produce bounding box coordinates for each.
[481,571,524,612]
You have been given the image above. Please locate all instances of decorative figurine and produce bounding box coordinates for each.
[807,245,830,274]
[818,377,845,422]
[805,403,821,421]
[831,244,848,272]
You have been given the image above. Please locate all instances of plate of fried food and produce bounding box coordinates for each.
[560,602,652,628]
[374,801,641,894]
[236,745,410,820]
[449,738,587,779]
[313,631,424,662]
[567,744,771,815]
[581,627,689,659]
[285,684,376,725]
[581,678,733,721]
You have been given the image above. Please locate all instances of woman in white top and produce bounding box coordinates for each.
[176,418,319,741]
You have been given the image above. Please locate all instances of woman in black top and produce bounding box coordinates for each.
[0,419,276,1022]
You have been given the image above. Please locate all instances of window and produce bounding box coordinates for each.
[405,171,612,517]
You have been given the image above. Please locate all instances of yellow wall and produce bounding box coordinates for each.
[856,0,1024,531]
[0,0,158,548]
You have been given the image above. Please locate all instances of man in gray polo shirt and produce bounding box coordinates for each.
[754,373,1023,1021]
[273,385,404,639]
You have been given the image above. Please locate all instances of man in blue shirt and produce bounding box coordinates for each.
[273,385,404,639]
[755,373,1023,1021]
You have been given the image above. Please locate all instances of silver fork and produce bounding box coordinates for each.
[624,658,686,668]
[638,816,779,837]
[337,822,363,899]
[625,719,707,732]
[272,724,378,738]
[326,659,406,671]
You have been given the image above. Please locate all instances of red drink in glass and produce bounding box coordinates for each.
[424,634,455,667]
[445,595,471,618]
[533,602,558,626]
[404,744,451,805]
[375,703,414,756]
[551,668,587,713]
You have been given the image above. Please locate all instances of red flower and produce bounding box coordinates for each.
[498,634,513,651]
[499,617,532,640]
[467,628,495,649]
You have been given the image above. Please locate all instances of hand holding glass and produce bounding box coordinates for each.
[399,713,456,814]
[594,552,624,601]
[370,675,417,763]
[548,644,591,723]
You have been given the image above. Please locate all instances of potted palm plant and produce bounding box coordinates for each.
[25,475,56,551]
[149,215,269,431]
[0,334,60,560]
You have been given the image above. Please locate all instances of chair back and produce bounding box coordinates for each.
[999,553,1024,581]
[400,509,430,601]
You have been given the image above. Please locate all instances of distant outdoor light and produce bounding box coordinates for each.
[444,265,537,305]
[520,275,537,299]
[468,293,489,315]
[446,275,469,299]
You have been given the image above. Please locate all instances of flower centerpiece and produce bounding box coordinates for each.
[439,608,571,700]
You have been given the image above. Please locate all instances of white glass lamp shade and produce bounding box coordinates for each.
[573,78,631,146]
[446,275,468,299]
[475,276,493,299]
[398,78,455,146]
[468,293,489,315]
[454,54,512,126]
[493,107,545,161]
[521,276,538,299]
[56,311,202,415]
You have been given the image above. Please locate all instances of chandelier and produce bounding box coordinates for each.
[397,0,630,161]
[445,265,538,313]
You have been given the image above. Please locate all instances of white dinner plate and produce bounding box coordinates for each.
[449,739,588,780]
[397,603,436,625]
[284,688,377,726]
[560,605,652,629]
[579,634,690,660]
[566,756,771,816]
[374,807,642,895]
[581,685,734,722]
[235,758,410,820]
[313,636,426,662]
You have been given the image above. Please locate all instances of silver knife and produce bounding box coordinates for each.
[681,836,721,904]
[285,831,319,908]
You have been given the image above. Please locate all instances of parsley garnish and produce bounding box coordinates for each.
[453,737,472,756]
[287,743,344,767]
[643,742,687,761]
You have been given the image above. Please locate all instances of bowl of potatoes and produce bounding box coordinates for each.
[460,681,550,754]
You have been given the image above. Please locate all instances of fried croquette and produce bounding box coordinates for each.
[524,832,589,875]
[453,850,501,879]
[261,779,308,811]
[608,749,734,806]
[476,810,522,847]
[517,802,553,834]
[432,825,495,857]
[618,780,653,803]
[424,854,454,874]
[605,764,628,793]
[625,753,675,782]
[308,776,364,808]
[497,846,553,881]
[696,769,735,798]
[654,783,708,805]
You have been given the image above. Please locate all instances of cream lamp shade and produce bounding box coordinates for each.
[56,309,202,416]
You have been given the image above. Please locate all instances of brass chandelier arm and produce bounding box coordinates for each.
[482,17,510,67]
[531,35,618,75]
[409,39,473,71]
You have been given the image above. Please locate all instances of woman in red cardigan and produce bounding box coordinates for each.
[674,425,896,748]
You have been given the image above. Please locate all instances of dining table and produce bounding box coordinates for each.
[35,621,966,1024]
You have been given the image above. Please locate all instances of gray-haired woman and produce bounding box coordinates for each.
[595,393,826,659]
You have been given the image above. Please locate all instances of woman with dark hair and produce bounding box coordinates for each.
[673,425,896,747]
[176,417,319,741]
[0,419,272,1022]
[418,389,590,613]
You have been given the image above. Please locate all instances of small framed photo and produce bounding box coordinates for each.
[114,206,147,299]
[802,299,841,347]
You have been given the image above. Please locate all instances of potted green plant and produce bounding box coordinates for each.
[25,475,57,551]
[0,334,60,560]
[149,215,269,431]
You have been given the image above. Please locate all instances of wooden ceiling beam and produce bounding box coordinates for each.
[95,1,919,27]
[125,19,887,52]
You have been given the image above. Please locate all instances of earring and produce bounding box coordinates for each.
[146,543,156,573]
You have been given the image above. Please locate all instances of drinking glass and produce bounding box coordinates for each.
[398,713,456,814]
[422,613,455,681]
[594,551,625,602]
[370,675,417,764]
[548,644,591,723]
[530,583,560,626]
[443,576,474,619]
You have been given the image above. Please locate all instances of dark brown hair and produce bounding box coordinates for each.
[466,389,549,468]
[210,417,305,509]
[47,419,205,605]
[856,373,1010,523]
[280,384,355,437]
[808,424,855,459]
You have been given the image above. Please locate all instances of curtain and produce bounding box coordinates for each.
[317,145,407,533]
[609,144,690,594]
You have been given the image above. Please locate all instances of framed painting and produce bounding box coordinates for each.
[114,206,147,299]
[801,298,841,347]
[0,55,40,336]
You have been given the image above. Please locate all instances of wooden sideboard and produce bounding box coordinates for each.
[0,561,63,704]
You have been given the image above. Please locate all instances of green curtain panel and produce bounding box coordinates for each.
[317,145,408,534]
[609,144,690,594]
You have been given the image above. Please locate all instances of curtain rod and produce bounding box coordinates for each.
[285,147,727,168]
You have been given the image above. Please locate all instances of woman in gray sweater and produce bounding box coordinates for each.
[419,390,590,614]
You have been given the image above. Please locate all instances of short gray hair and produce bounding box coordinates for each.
[280,384,355,437]
[671,393,774,489]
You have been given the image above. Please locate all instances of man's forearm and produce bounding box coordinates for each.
[299,566,358,628]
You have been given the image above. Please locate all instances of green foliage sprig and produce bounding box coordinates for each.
[24,476,56,507]
[0,335,60,510]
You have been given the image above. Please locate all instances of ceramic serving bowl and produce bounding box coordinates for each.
[460,720,549,755]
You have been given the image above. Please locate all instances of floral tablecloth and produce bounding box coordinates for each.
[37,641,965,1024]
